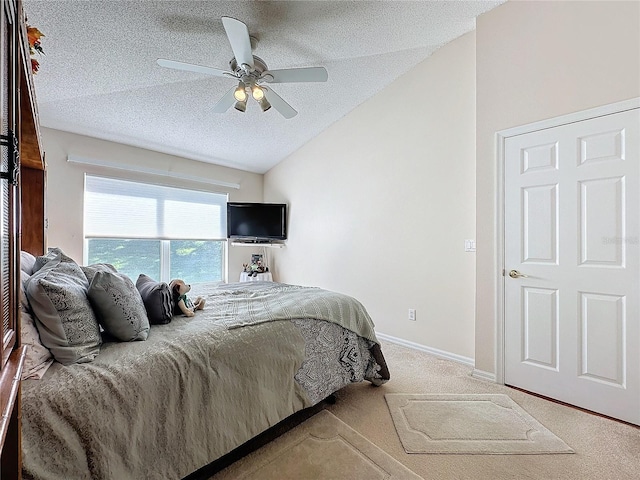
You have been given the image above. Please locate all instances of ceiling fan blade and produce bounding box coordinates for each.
[265,67,328,84]
[221,17,254,70]
[212,86,237,113]
[263,88,297,119]
[157,58,232,78]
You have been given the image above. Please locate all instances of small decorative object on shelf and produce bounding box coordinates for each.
[26,23,45,74]
[242,254,269,277]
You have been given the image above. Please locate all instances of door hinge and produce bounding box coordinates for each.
[0,129,20,186]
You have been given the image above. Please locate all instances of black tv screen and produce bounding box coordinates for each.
[227,202,287,241]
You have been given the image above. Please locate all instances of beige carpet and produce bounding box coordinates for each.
[385,393,574,454]
[213,410,422,479]
[211,340,640,480]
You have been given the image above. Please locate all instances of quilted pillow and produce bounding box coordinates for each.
[25,251,101,365]
[88,271,150,341]
[135,274,172,325]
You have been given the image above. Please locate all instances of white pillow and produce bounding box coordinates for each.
[21,250,37,275]
[20,270,31,312]
[20,308,54,380]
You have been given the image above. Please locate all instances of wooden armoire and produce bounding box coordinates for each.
[0,0,45,478]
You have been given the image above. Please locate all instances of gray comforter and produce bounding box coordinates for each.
[22,282,388,480]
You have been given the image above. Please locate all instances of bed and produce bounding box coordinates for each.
[19,250,389,480]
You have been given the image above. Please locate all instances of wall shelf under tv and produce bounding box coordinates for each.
[230,240,285,248]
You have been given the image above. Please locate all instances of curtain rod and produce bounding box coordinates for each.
[66,155,241,190]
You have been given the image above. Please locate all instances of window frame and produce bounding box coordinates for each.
[82,174,229,283]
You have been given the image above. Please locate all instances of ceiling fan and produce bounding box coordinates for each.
[157,16,328,119]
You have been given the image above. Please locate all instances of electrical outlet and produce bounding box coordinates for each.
[408,309,416,321]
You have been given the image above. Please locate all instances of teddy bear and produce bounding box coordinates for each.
[243,260,269,277]
[169,279,205,317]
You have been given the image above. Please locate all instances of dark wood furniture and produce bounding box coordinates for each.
[17,0,44,257]
[0,0,45,478]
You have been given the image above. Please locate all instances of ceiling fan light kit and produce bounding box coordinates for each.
[234,99,247,113]
[251,85,264,101]
[234,82,248,103]
[157,16,328,119]
[258,97,271,112]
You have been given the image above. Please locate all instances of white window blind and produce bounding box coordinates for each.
[84,175,228,240]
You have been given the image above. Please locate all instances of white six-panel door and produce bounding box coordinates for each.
[504,108,639,425]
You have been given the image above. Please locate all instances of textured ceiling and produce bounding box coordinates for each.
[24,0,503,174]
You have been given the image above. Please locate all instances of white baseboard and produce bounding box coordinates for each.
[471,369,497,383]
[376,332,475,367]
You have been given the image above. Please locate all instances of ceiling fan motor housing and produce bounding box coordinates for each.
[230,55,269,79]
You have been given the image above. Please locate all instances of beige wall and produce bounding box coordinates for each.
[475,0,640,373]
[264,0,640,366]
[39,0,639,369]
[41,128,264,283]
[265,32,477,359]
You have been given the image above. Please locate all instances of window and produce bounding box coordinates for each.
[84,175,227,283]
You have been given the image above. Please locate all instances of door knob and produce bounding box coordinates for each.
[509,270,528,278]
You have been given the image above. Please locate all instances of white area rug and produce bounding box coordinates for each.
[385,393,574,455]
[214,410,423,479]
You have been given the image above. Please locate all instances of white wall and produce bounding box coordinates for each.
[264,32,477,360]
[474,0,640,373]
[41,128,264,283]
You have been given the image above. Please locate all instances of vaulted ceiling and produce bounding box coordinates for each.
[24,0,503,173]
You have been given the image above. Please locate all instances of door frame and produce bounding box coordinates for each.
[494,97,640,385]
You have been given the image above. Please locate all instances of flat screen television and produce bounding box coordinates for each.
[227,202,287,241]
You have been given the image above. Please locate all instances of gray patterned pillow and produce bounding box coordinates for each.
[32,247,65,273]
[88,271,150,341]
[81,263,117,284]
[25,251,101,365]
